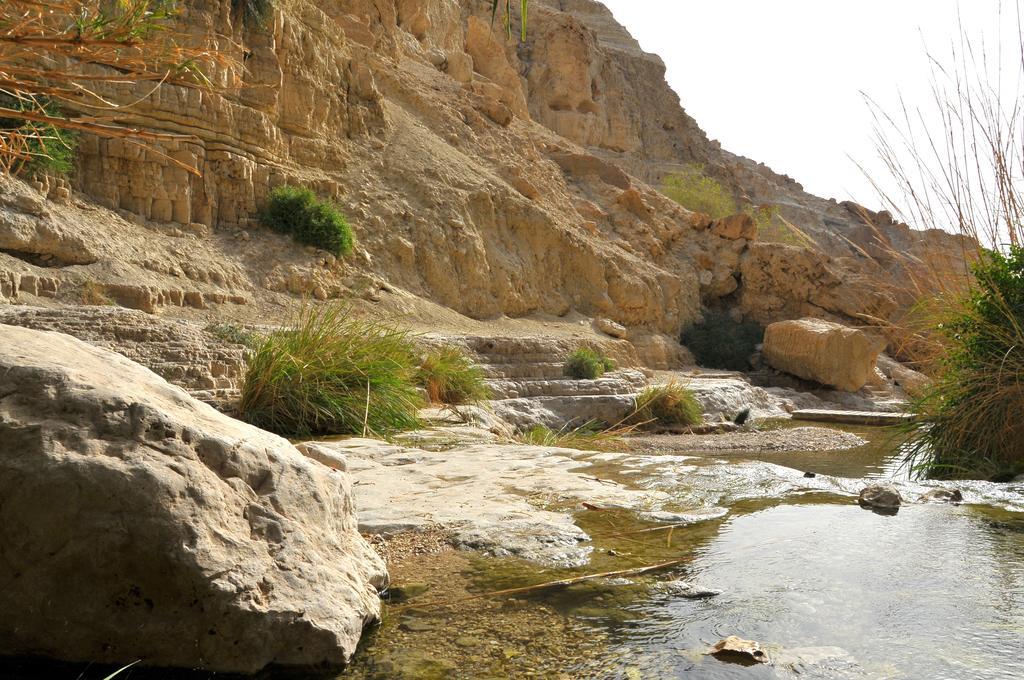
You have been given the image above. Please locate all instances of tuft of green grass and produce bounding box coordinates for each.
[239,305,423,437]
[260,185,354,257]
[516,421,633,452]
[662,166,809,245]
[564,347,616,380]
[629,381,703,428]
[416,346,491,405]
[902,247,1024,480]
[682,310,764,371]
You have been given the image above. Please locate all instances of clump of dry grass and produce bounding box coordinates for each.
[79,281,113,306]
[628,381,703,429]
[416,345,491,405]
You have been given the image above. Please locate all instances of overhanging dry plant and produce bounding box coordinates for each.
[0,0,231,176]
[849,6,1024,367]
[860,3,1024,479]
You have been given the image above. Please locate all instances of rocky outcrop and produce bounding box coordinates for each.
[876,353,930,394]
[738,242,898,326]
[16,0,962,350]
[762,318,886,392]
[0,324,387,673]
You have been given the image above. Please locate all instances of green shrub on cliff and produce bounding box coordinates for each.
[662,166,737,219]
[682,310,764,371]
[416,346,491,405]
[239,305,423,437]
[260,185,354,257]
[564,347,615,380]
[903,247,1024,480]
[662,166,811,246]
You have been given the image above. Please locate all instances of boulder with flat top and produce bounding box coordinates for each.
[763,318,886,392]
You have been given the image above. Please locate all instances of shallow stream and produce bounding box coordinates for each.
[346,424,1024,679]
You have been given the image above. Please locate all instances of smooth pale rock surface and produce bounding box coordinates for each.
[593,317,628,339]
[686,376,791,420]
[321,438,673,566]
[763,318,886,392]
[490,393,640,430]
[0,325,387,673]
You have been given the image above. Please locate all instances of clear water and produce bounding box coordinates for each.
[582,501,1024,679]
[347,426,1024,679]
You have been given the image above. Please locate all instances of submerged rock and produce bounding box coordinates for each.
[0,325,387,673]
[858,484,903,512]
[660,580,722,599]
[324,438,673,566]
[919,488,964,504]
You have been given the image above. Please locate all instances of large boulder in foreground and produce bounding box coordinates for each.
[0,324,387,673]
[762,318,886,392]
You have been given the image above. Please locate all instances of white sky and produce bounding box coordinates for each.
[601,1,1021,208]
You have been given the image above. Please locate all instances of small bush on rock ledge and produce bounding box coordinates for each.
[682,310,764,371]
[564,347,616,380]
[630,381,703,428]
[239,305,423,437]
[416,346,491,405]
[260,185,354,257]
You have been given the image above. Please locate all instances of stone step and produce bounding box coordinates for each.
[480,362,567,379]
[487,370,648,400]
[791,409,915,426]
[474,352,569,364]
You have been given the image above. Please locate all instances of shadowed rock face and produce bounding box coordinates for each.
[0,324,387,673]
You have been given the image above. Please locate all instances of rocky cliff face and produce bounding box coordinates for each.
[0,0,968,354]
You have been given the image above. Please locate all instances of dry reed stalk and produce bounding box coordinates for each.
[0,1,238,175]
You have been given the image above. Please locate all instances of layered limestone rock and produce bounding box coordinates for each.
[0,305,248,405]
[25,0,965,350]
[0,324,387,673]
[762,318,887,392]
